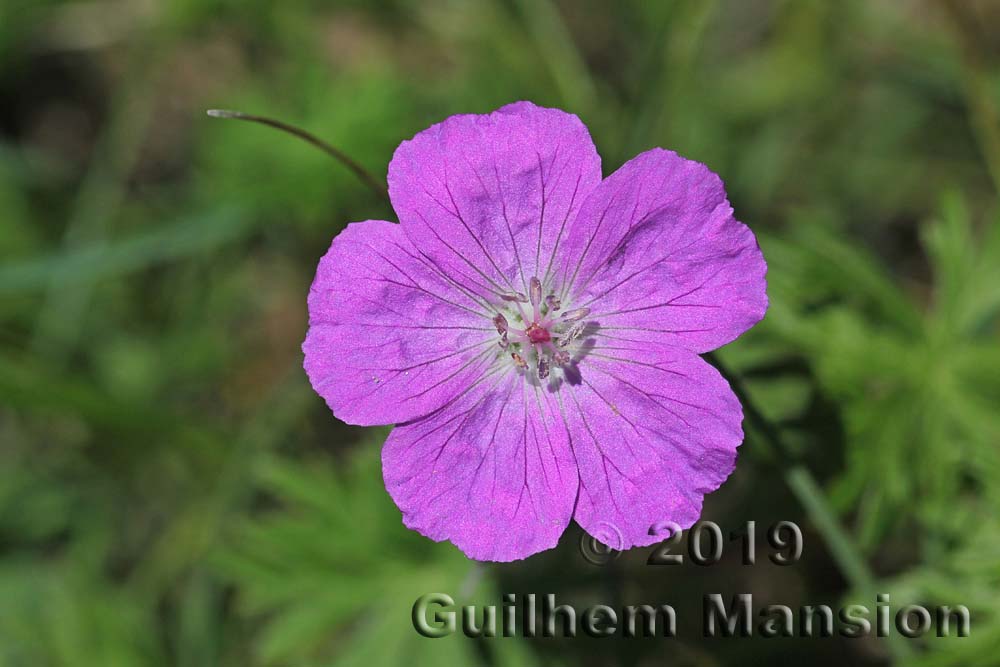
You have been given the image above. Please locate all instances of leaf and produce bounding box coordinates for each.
[214,433,534,666]
[0,207,249,295]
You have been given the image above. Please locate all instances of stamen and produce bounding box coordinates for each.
[529,276,542,320]
[493,281,593,378]
[557,321,586,347]
[560,307,590,323]
[529,277,542,306]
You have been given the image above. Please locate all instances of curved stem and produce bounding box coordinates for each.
[206,110,391,202]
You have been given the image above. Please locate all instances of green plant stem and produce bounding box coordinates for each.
[706,352,861,575]
[707,352,912,661]
[206,110,390,201]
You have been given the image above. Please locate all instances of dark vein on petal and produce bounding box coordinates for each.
[469,377,512,504]
[534,149,548,280]
[379,238,494,315]
[524,383,553,497]
[562,154,678,301]
[488,142,527,292]
[404,243,498,311]
[559,190,620,303]
[601,325,715,334]
[418,369,511,468]
[555,389,590,512]
[413,208,509,295]
[398,363,510,435]
[336,322,491,331]
[581,378,641,462]
[588,263,730,317]
[398,346,499,404]
[437,137,518,295]
[361,273,487,319]
[531,384,564,489]
[590,301,722,319]
[585,362,699,429]
[440,178,517,291]
[358,338,492,373]
[567,387,629,518]
[541,173,583,288]
[586,351,688,379]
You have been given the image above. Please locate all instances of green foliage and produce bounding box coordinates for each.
[736,192,1000,661]
[757,193,1000,548]
[215,436,539,666]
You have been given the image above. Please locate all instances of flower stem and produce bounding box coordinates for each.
[205,110,391,202]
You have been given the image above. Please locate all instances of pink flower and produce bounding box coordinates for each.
[303,101,768,561]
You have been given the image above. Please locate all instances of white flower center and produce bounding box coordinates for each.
[492,275,589,384]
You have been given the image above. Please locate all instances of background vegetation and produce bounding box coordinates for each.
[1,0,999,664]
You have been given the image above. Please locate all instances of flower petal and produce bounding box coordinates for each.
[303,220,498,426]
[382,372,579,562]
[556,149,767,353]
[388,101,602,299]
[559,339,743,550]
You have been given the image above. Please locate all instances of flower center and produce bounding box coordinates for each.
[491,275,590,384]
[525,323,551,344]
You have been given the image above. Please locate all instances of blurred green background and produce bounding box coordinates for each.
[2,0,1000,665]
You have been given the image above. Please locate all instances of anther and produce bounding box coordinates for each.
[511,352,527,368]
[492,313,508,334]
[558,321,586,347]
[553,350,570,366]
[545,294,561,311]
[560,307,590,323]
[529,277,542,307]
[501,292,529,303]
[498,332,509,349]
[537,356,550,379]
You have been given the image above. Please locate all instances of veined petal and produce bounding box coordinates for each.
[303,220,496,426]
[382,372,578,562]
[388,101,602,299]
[555,149,767,353]
[559,339,743,550]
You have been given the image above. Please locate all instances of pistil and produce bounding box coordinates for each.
[491,274,590,382]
